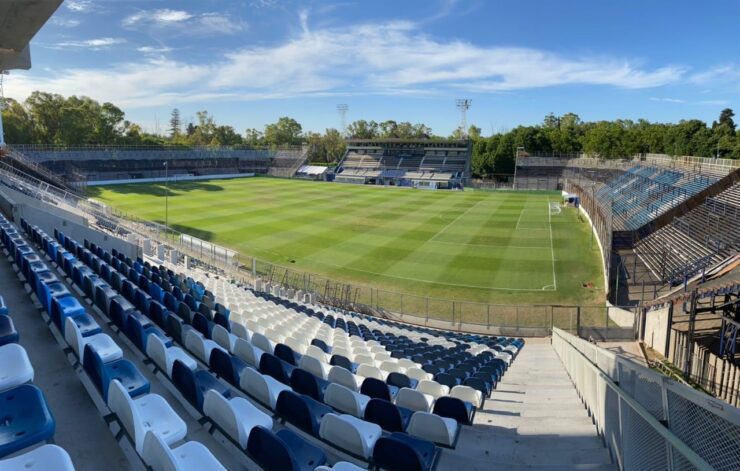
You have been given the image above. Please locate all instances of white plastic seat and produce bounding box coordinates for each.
[107,380,187,454]
[203,390,273,448]
[284,336,307,354]
[184,330,223,364]
[142,431,226,471]
[250,332,274,354]
[64,316,123,364]
[406,411,458,447]
[0,444,75,471]
[324,383,370,418]
[328,366,363,391]
[211,324,238,353]
[299,354,331,380]
[0,343,34,392]
[231,322,250,340]
[395,387,434,412]
[416,380,450,399]
[353,354,375,366]
[373,352,392,363]
[234,338,263,368]
[318,413,381,460]
[240,365,289,410]
[379,361,404,374]
[146,334,197,378]
[356,364,385,381]
[451,385,484,408]
[305,345,330,363]
[406,367,433,382]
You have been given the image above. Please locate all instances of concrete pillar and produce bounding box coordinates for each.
[142,239,152,256]
[184,255,192,270]
[169,249,179,264]
[157,244,166,260]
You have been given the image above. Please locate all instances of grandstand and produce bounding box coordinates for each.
[0,2,738,470]
[335,139,471,189]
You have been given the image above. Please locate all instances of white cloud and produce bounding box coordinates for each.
[650,97,686,103]
[123,9,244,36]
[53,37,126,49]
[650,97,728,106]
[50,17,81,28]
[690,64,740,86]
[65,1,94,13]
[7,20,693,109]
[137,46,173,54]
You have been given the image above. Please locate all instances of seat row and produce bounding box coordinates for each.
[10,217,227,471]
[55,229,438,471]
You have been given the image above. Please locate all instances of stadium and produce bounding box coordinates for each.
[0,2,738,471]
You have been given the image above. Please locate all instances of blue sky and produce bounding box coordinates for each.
[7,0,740,135]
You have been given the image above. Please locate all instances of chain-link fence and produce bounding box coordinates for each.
[553,327,740,471]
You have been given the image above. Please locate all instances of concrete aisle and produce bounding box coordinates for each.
[437,342,616,471]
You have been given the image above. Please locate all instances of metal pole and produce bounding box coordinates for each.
[164,161,169,239]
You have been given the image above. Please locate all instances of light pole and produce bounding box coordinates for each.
[163,161,169,238]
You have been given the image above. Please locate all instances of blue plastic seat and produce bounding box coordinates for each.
[171,360,231,413]
[148,301,168,328]
[208,348,249,387]
[329,354,356,373]
[83,344,150,401]
[213,312,230,331]
[125,315,171,352]
[434,373,459,389]
[0,385,56,458]
[49,295,86,331]
[275,390,332,436]
[0,316,19,346]
[433,396,474,425]
[275,343,301,366]
[310,339,331,354]
[0,297,7,316]
[387,372,417,390]
[289,368,329,402]
[192,313,213,339]
[465,377,492,397]
[246,426,327,471]
[109,296,136,329]
[373,432,437,471]
[259,353,295,385]
[32,270,58,304]
[363,398,413,433]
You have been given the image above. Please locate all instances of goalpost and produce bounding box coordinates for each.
[549,201,562,215]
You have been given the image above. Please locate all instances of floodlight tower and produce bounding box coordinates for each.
[337,104,349,137]
[456,98,472,138]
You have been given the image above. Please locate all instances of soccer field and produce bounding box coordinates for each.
[90,177,605,308]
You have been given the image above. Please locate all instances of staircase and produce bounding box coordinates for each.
[0,146,81,195]
[437,341,616,470]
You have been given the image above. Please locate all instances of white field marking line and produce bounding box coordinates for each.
[429,199,486,243]
[514,207,526,230]
[426,240,552,250]
[301,256,555,291]
[547,199,557,291]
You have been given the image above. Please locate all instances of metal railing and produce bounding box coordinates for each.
[552,327,740,470]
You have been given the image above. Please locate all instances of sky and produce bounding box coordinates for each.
[5,0,740,135]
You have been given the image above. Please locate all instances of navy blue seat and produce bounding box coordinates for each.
[260,353,295,385]
[0,296,7,316]
[387,372,417,390]
[171,360,231,413]
[329,354,355,373]
[310,338,331,354]
[275,343,301,366]
[109,296,136,329]
[208,348,249,387]
[373,432,437,471]
[213,312,230,331]
[465,377,492,397]
[197,303,213,321]
[364,398,413,433]
[177,303,193,324]
[0,315,19,346]
[192,313,213,339]
[246,426,327,471]
[165,315,191,345]
[434,373,460,389]
[433,396,474,425]
[147,301,168,328]
[125,315,171,352]
[275,390,332,436]
[83,344,150,401]
[290,368,329,402]
[361,377,397,402]
[0,385,56,458]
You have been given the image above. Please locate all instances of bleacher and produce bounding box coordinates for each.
[335,140,471,188]
[1,210,527,470]
[634,183,740,284]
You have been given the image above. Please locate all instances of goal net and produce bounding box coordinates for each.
[549,202,562,215]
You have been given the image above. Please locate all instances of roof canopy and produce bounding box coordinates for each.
[0,0,62,71]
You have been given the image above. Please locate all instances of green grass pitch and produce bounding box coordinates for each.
[90,177,605,309]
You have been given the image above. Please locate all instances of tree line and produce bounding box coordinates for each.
[2,91,738,178]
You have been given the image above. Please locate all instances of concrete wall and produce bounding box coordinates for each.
[643,306,670,356]
[0,187,139,259]
[86,172,255,186]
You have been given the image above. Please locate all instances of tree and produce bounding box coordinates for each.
[244,128,263,147]
[264,117,303,146]
[346,120,379,139]
[715,108,736,134]
[169,108,181,137]
[0,98,34,143]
